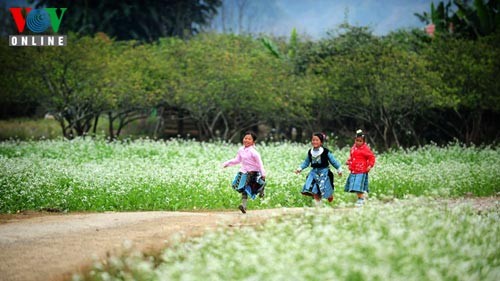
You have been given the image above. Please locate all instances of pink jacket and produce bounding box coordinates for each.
[346,143,375,174]
[223,145,266,177]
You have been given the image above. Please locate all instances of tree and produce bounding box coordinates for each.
[175,33,271,140]
[0,40,42,118]
[311,26,450,149]
[165,33,314,141]
[29,0,222,41]
[102,41,165,139]
[421,34,500,144]
[32,34,113,138]
[453,0,500,38]
[0,2,17,38]
[415,0,500,39]
[414,0,455,35]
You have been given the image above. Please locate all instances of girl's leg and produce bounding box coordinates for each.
[356,192,365,206]
[313,194,321,202]
[239,192,248,213]
[313,194,323,207]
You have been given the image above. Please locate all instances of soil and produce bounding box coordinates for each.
[0,197,498,281]
[0,208,304,281]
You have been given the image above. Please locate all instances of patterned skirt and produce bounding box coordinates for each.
[301,168,334,199]
[232,171,266,199]
[344,173,369,193]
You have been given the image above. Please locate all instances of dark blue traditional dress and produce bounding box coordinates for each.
[231,171,266,199]
[297,147,342,199]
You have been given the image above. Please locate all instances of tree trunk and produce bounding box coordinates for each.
[153,106,165,139]
[107,112,115,140]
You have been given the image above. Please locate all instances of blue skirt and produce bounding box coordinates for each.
[344,173,369,193]
[301,168,334,199]
[232,171,266,200]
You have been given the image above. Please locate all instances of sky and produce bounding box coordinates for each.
[211,0,439,39]
[2,0,439,39]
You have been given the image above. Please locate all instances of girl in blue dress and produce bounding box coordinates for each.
[295,132,343,205]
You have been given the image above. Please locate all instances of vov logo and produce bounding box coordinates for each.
[9,7,68,47]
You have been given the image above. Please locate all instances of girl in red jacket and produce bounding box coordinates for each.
[344,129,376,206]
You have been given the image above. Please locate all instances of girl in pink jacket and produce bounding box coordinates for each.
[223,131,266,213]
[344,129,376,206]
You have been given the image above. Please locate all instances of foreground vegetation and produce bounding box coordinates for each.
[78,200,499,281]
[0,139,498,213]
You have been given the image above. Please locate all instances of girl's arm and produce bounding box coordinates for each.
[295,155,311,174]
[223,149,242,168]
[327,151,343,174]
[254,151,266,178]
[366,148,376,171]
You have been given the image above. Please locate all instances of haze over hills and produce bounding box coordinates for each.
[209,0,437,39]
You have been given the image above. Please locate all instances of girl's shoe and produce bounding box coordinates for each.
[355,198,364,207]
[238,205,247,213]
[327,196,334,202]
[258,187,265,198]
[313,199,322,207]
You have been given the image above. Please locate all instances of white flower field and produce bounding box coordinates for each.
[0,139,498,280]
[84,201,499,281]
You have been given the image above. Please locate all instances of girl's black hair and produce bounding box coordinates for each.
[244,131,257,141]
[313,132,325,143]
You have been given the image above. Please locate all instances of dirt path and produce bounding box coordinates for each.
[0,208,304,281]
[0,197,497,281]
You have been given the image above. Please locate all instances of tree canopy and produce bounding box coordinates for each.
[29,0,222,41]
[1,1,498,148]
[415,0,500,39]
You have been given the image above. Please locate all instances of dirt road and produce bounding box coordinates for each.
[0,208,303,281]
[0,197,497,281]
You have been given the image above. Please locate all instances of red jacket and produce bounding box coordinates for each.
[346,143,376,174]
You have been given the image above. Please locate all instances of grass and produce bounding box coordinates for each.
[0,117,159,141]
[0,118,61,140]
